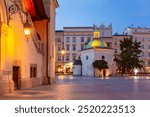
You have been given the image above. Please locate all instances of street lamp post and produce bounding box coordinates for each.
[61,42,65,74]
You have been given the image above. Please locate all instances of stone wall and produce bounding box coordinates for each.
[0,80,14,95]
[0,77,42,95]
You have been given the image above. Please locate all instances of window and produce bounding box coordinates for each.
[72,37,76,43]
[148,60,150,65]
[106,42,110,48]
[66,37,70,43]
[81,37,84,42]
[57,55,61,61]
[142,45,144,49]
[72,54,76,61]
[86,56,89,60]
[72,45,76,51]
[115,49,117,53]
[87,37,91,42]
[57,37,61,42]
[141,52,144,57]
[66,45,70,51]
[30,64,37,78]
[57,46,61,51]
[114,41,117,46]
[135,37,137,42]
[149,52,150,57]
[102,55,105,60]
[142,38,144,42]
[66,55,70,61]
[81,45,84,50]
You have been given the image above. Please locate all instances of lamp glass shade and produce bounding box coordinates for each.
[23,19,31,37]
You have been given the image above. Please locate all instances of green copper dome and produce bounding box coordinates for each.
[85,39,107,49]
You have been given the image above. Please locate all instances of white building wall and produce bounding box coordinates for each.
[95,49,115,75]
[73,65,82,76]
[81,49,95,76]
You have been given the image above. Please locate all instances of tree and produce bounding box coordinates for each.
[114,37,143,76]
[93,60,109,76]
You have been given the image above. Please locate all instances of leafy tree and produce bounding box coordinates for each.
[93,60,109,76]
[114,37,143,76]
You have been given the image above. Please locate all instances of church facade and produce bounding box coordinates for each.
[74,28,116,77]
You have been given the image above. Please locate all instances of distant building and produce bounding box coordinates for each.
[55,24,113,74]
[56,25,150,74]
[79,29,115,77]
[124,27,150,72]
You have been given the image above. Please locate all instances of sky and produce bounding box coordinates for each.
[56,0,150,34]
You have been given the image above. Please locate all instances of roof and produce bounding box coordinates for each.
[56,30,64,32]
[86,39,107,49]
[64,27,93,29]
[23,0,49,21]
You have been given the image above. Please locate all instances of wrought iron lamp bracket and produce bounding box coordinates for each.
[9,0,28,20]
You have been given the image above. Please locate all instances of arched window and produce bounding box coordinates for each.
[102,55,105,60]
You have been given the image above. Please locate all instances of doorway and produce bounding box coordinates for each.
[13,66,20,90]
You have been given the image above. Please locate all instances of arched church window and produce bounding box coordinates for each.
[86,56,88,60]
[102,55,105,60]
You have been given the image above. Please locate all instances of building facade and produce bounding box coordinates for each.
[55,24,113,73]
[56,25,150,74]
[124,27,150,72]
[0,0,58,95]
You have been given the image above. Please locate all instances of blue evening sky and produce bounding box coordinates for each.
[56,0,150,34]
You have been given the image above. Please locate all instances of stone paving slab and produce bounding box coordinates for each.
[0,76,150,100]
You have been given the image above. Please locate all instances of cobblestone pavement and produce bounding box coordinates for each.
[1,75,150,100]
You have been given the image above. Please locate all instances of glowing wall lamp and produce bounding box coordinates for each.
[23,18,31,38]
[9,0,31,38]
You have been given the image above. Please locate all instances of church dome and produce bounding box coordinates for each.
[86,39,107,49]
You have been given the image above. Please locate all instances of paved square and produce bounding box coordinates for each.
[0,75,150,100]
